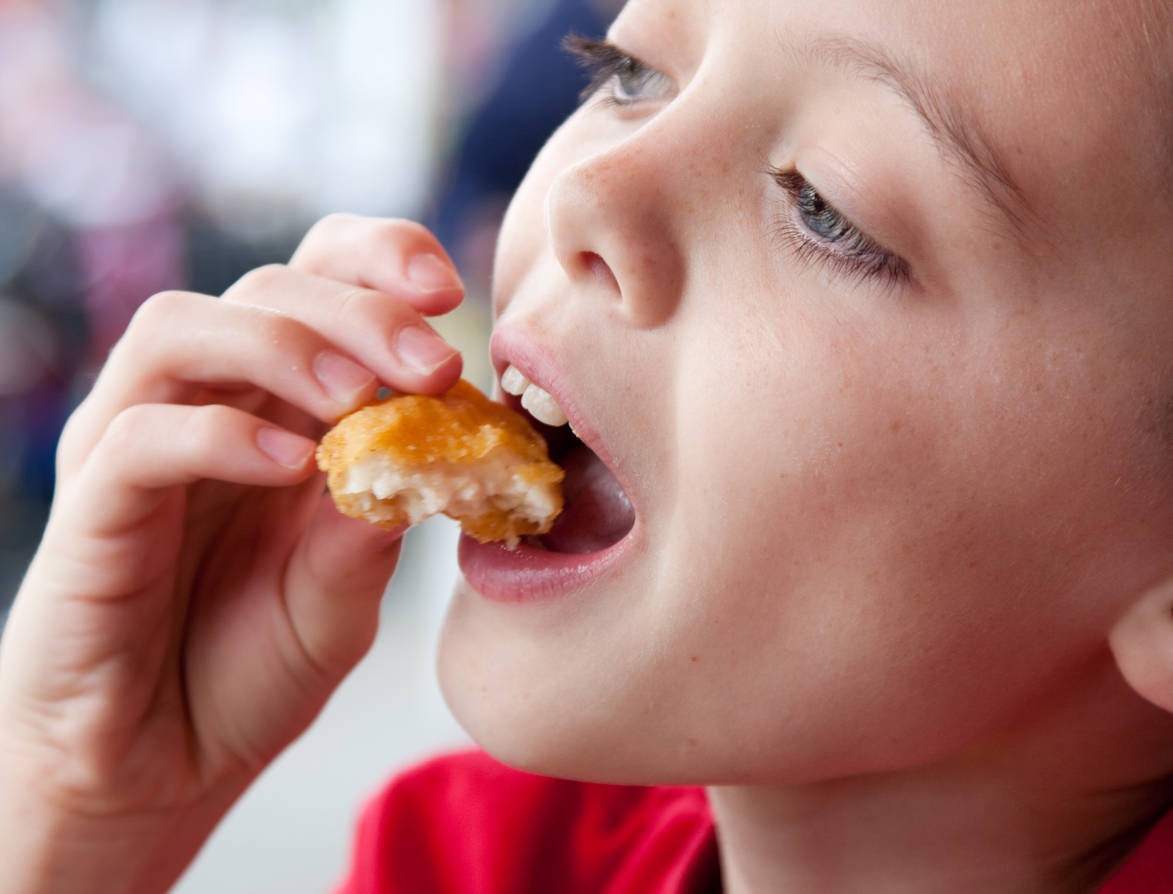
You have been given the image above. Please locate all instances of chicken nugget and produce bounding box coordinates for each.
[316,379,563,546]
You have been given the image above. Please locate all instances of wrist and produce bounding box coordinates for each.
[0,769,247,894]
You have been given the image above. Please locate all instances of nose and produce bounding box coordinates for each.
[544,124,687,329]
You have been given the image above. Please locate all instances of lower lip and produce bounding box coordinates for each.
[457,531,636,602]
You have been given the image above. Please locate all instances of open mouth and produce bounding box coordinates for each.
[500,363,635,555]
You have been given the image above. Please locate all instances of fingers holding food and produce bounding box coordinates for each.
[317,379,564,547]
[289,214,465,317]
[58,403,317,546]
[22,401,315,660]
[280,496,406,681]
[57,290,379,480]
[0,219,475,891]
[221,263,462,395]
[61,218,465,480]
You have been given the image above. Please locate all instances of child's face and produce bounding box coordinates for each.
[439,0,1173,784]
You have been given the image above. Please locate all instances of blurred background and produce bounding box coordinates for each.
[0,0,620,889]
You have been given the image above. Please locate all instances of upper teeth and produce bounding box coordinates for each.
[501,364,569,427]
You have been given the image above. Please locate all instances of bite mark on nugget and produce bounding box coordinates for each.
[316,380,563,547]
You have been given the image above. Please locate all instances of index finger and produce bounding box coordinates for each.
[289,214,465,317]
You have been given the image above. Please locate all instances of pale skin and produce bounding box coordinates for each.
[4,1,1173,894]
[441,0,1173,890]
[0,218,467,893]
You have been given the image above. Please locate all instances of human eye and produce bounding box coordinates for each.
[769,167,911,289]
[563,35,675,107]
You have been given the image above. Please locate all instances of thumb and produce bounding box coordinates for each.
[284,494,406,681]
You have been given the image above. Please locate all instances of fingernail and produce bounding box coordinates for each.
[406,253,463,293]
[394,324,460,376]
[257,428,315,469]
[313,350,375,403]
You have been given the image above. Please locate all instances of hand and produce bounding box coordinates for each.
[0,215,464,894]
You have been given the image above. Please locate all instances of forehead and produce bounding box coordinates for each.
[860,0,1171,236]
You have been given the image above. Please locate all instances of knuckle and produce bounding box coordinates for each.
[102,404,154,455]
[335,283,380,317]
[56,404,92,454]
[179,404,231,453]
[54,409,91,471]
[226,263,289,302]
[293,213,359,262]
[129,290,193,330]
[309,212,361,238]
[370,218,432,252]
[336,283,418,330]
[249,302,303,343]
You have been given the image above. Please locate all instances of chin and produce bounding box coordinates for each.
[435,577,663,784]
[436,585,601,780]
[436,576,742,787]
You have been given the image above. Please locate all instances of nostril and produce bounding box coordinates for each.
[581,251,620,294]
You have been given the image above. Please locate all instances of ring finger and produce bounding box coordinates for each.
[59,290,378,477]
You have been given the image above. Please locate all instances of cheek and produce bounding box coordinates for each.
[460,106,1173,784]
[652,309,1173,777]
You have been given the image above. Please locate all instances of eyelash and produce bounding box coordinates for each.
[769,168,911,289]
[562,35,912,290]
[563,34,672,107]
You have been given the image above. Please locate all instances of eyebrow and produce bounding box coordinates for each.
[786,33,1036,236]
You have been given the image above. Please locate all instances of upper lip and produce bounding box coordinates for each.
[489,325,637,515]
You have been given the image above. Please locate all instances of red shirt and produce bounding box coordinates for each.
[332,750,1173,893]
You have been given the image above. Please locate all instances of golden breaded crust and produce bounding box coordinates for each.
[317,380,564,543]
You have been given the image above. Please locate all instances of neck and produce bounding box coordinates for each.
[708,661,1173,894]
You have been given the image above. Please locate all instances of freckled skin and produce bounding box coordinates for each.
[439,0,1173,809]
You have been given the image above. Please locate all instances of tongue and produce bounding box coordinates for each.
[541,443,635,554]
